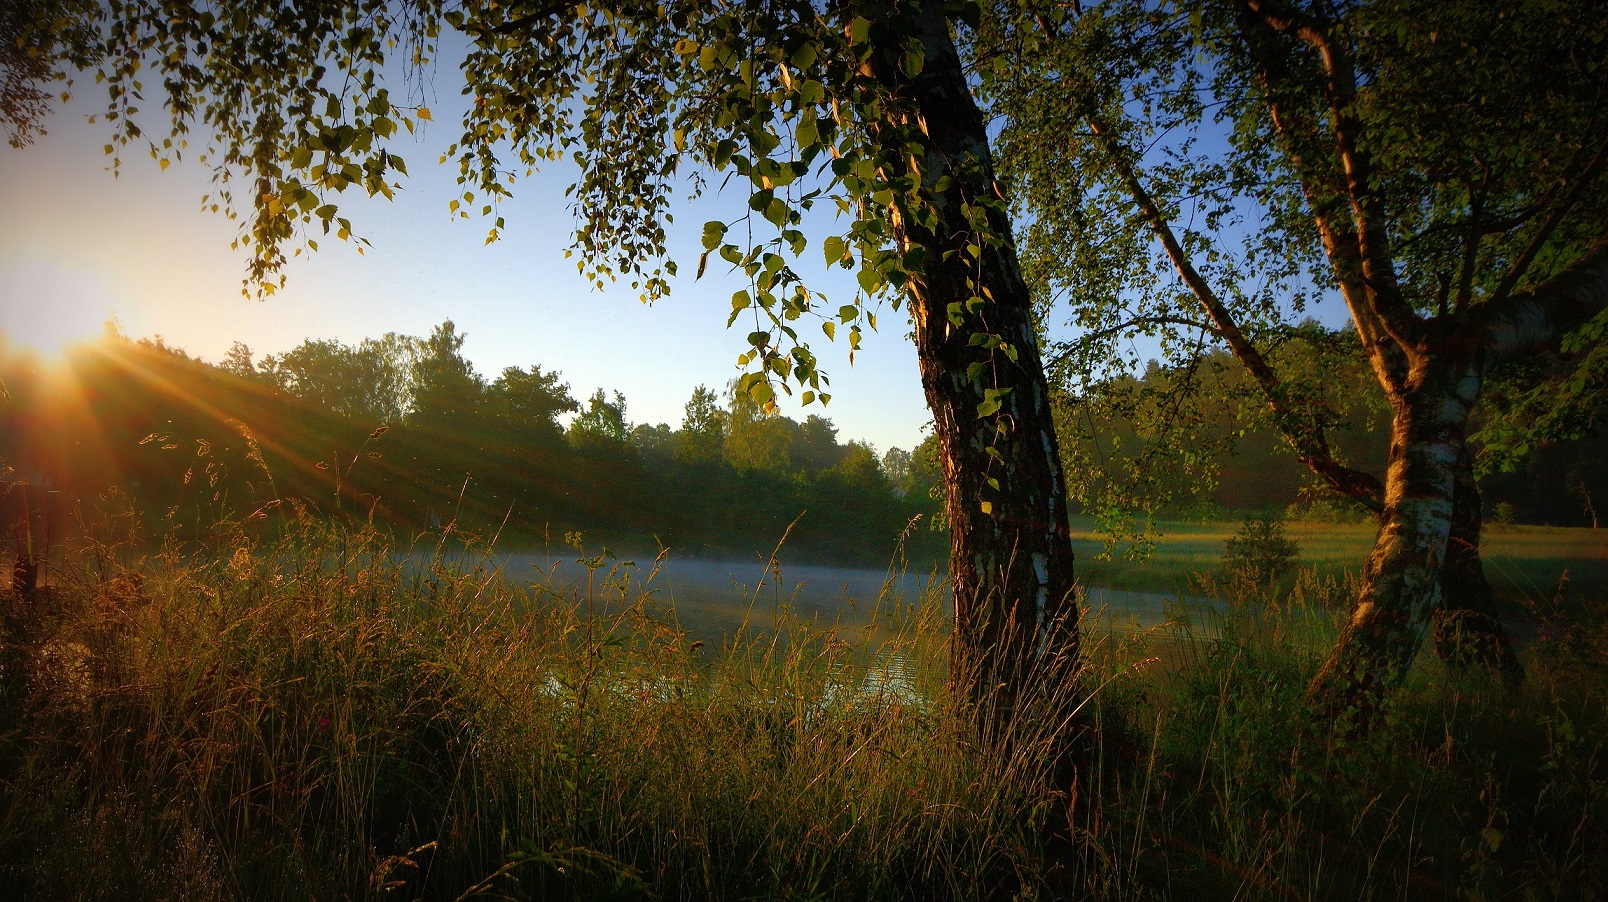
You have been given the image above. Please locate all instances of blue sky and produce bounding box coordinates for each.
[0,42,1356,460]
[0,85,934,455]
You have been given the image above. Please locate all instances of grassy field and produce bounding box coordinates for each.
[1,517,1604,900]
[1073,517,1607,603]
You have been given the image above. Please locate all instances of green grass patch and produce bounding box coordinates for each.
[1073,517,1606,605]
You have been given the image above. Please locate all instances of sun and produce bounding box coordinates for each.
[0,257,122,363]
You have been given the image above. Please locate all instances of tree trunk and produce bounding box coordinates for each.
[1434,443,1523,684]
[1306,355,1478,725]
[1307,239,1608,724]
[862,0,1081,726]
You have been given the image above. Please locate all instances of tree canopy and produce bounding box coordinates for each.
[985,0,1607,505]
[65,0,1026,418]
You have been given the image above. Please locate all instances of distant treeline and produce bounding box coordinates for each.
[1,323,1598,569]
[0,324,945,564]
[1055,342,1607,529]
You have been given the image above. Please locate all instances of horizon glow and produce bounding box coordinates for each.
[0,88,937,454]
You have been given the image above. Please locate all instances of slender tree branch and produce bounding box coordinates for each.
[1396,202,1548,257]
[1454,183,1484,314]
[1238,0,1422,350]
[1491,138,1608,302]
[476,0,580,35]
[1046,315,1223,367]
[1233,3,1409,396]
[1086,112,1384,511]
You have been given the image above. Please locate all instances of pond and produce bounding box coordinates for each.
[487,551,1221,640]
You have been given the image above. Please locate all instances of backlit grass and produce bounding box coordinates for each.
[1,513,1604,900]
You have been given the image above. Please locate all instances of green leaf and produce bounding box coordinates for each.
[702,220,727,250]
[822,320,836,340]
[848,16,871,44]
[901,47,925,78]
[784,229,807,257]
[856,268,882,294]
[763,197,789,226]
[823,235,846,264]
[796,112,818,148]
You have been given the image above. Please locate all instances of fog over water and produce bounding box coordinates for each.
[482,551,1219,639]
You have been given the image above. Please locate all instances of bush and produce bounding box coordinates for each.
[1223,511,1301,585]
[1489,500,1518,526]
[1284,496,1370,524]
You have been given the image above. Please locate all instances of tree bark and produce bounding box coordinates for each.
[1434,443,1523,684]
[861,0,1081,727]
[1090,109,1523,682]
[1309,242,1608,725]
[1305,354,1477,724]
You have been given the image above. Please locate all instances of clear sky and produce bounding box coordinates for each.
[0,53,1355,459]
[0,86,934,455]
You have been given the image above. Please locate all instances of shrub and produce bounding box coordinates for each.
[1284,496,1370,524]
[1222,511,1301,585]
[1489,501,1518,527]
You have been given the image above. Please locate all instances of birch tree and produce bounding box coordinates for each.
[984,0,1607,725]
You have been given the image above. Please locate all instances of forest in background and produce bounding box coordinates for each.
[1,318,1600,571]
[0,323,941,565]
[1058,335,1608,532]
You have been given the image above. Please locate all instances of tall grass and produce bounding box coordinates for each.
[0,517,1071,899]
[2,514,1604,899]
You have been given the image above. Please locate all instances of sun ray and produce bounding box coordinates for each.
[79,340,331,503]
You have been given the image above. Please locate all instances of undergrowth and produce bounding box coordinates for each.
[1,515,1604,900]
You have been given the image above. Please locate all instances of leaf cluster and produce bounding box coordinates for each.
[73,0,1034,422]
[979,0,1608,497]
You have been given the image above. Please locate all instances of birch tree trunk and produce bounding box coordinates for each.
[862,0,1081,725]
[1434,444,1523,684]
[1306,356,1478,721]
[1309,241,1608,724]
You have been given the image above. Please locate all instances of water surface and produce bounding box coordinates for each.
[487,551,1218,639]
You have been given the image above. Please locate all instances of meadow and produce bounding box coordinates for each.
[1072,516,1607,604]
[1,506,1604,900]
